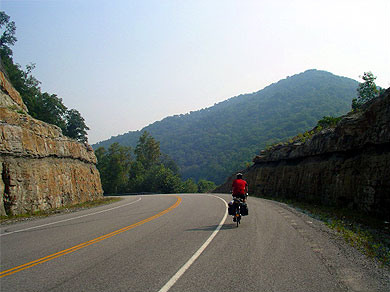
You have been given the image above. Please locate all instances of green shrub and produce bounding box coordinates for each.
[316,116,342,128]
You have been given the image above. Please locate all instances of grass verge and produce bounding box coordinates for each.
[0,197,122,224]
[257,195,390,267]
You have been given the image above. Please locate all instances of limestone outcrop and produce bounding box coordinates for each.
[215,88,390,219]
[0,68,103,216]
[0,70,28,113]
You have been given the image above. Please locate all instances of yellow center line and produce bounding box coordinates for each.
[0,196,182,278]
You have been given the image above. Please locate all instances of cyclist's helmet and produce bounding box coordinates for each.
[236,173,243,179]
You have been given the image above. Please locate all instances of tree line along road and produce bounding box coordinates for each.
[1,194,389,292]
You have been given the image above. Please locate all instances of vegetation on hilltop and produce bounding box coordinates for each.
[94,69,358,184]
[263,71,385,150]
[352,71,385,110]
[0,12,89,142]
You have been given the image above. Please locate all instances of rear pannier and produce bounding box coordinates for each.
[240,203,248,216]
[228,201,235,215]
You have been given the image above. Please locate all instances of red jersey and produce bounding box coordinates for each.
[232,179,248,195]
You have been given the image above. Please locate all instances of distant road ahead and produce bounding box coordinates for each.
[1,194,389,292]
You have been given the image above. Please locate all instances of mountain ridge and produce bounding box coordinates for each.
[93,69,358,184]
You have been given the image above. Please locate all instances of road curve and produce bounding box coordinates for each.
[1,194,389,292]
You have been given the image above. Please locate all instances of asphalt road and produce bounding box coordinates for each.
[1,194,389,292]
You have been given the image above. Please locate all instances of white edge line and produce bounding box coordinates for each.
[0,197,142,237]
[158,195,228,292]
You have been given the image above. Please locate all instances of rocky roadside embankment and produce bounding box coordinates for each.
[0,68,103,216]
[215,88,390,219]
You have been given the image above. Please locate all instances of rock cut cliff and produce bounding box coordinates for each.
[215,88,390,219]
[0,68,103,216]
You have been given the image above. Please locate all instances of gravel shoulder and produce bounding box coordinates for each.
[264,198,390,292]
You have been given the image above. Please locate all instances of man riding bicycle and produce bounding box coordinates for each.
[231,173,248,222]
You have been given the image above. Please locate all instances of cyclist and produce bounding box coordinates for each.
[231,173,248,222]
[232,172,248,200]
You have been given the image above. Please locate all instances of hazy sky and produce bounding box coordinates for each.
[2,0,389,144]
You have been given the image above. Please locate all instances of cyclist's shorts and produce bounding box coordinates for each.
[232,193,246,200]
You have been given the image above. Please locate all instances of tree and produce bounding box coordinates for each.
[95,147,109,192]
[160,153,180,175]
[352,72,379,110]
[0,11,17,57]
[134,131,160,170]
[181,179,198,193]
[97,143,132,194]
[35,92,67,131]
[145,165,182,194]
[64,109,90,142]
[127,160,146,193]
[197,179,216,193]
[157,168,182,193]
[125,133,189,194]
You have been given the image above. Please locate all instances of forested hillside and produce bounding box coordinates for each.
[94,69,358,184]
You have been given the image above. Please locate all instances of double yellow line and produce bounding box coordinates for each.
[1,196,182,278]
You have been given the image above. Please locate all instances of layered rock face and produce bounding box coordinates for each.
[216,89,390,219]
[0,70,103,216]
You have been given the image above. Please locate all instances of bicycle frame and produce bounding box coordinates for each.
[232,197,243,227]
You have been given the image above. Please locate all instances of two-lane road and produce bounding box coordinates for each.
[1,194,389,291]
